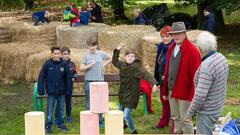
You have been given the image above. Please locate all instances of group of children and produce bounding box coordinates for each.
[38,46,77,133]
[38,24,173,134]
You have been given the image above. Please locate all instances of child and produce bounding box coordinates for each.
[32,10,50,26]
[70,3,80,27]
[112,43,158,134]
[133,8,148,25]
[153,25,173,128]
[79,3,91,25]
[38,46,72,133]
[80,36,112,126]
[63,6,75,22]
[61,47,77,123]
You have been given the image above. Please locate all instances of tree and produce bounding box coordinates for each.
[97,0,130,23]
[175,0,240,33]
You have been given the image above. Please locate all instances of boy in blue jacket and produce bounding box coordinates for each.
[32,10,50,26]
[80,4,91,25]
[38,46,72,133]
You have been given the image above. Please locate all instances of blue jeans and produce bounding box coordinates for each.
[46,95,65,128]
[84,80,103,121]
[118,104,136,132]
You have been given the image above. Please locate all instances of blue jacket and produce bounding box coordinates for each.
[133,13,148,25]
[80,11,90,25]
[65,59,77,95]
[203,13,215,33]
[37,59,72,96]
[154,40,173,82]
[32,11,46,23]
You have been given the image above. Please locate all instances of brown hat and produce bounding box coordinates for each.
[168,21,187,34]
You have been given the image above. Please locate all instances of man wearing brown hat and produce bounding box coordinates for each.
[161,21,201,133]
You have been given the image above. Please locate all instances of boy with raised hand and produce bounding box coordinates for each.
[112,42,158,134]
[38,46,72,133]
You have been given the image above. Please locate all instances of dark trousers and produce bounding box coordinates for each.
[65,94,72,117]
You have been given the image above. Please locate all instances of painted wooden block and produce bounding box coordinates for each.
[25,111,44,135]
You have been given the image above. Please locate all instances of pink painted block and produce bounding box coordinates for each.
[80,110,99,135]
[90,82,109,113]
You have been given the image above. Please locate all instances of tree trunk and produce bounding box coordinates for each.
[111,0,130,22]
[197,0,226,34]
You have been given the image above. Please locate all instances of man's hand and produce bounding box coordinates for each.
[117,42,126,50]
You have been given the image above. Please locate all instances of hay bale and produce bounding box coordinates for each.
[98,25,156,61]
[186,30,203,44]
[141,32,161,73]
[56,23,109,49]
[0,42,49,80]
[9,22,64,46]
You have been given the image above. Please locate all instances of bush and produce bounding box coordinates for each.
[0,0,25,10]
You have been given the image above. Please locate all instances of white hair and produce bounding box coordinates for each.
[196,31,217,54]
[134,8,141,13]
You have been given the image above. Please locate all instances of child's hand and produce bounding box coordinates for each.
[117,42,126,50]
[152,84,158,93]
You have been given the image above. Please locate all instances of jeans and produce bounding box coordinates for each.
[118,104,136,132]
[46,95,65,128]
[84,80,103,121]
[196,113,219,135]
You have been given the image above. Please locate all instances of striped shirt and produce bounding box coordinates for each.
[187,52,229,116]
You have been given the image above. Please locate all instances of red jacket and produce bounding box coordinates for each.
[162,38,201,101]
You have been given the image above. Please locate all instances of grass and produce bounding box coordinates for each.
[0,50,239,134]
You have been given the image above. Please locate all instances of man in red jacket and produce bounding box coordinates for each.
[162,22,201,134]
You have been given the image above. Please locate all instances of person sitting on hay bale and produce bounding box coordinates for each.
[70,3,80,27]
[89,0,103,23]
[79,3,91,25]
[32,10,50,26]
[63,6,75,22]
[133,8,149,25]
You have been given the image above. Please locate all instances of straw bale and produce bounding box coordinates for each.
[0,42,49,80]
[56,23,109,49]
[141,32,161,73]
[98,25,156,61]
[9,22,64,46]
[186,30,203,44]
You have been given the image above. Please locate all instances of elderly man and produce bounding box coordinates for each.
[162,21,201,134]
[187,31,229,135]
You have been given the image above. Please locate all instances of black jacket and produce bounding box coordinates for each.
[38,59,72,96]
[91,4,103,23]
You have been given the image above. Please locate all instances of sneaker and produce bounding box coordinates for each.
[66,116,73,123]
[58,124,68,131]
[131,130,138,134]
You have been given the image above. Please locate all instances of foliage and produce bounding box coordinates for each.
[174,0,240,15]
[0,0,25,10]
